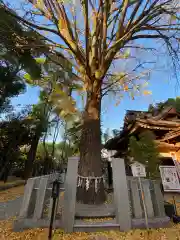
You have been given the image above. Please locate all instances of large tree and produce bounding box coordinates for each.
[0,64,25,113]
[3,0,180,203]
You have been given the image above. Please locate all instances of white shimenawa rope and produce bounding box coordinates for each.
[77,175,105,193]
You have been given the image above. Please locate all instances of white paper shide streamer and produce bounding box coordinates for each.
[77,175,104,193]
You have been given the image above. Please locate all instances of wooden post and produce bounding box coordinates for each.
[63,157,79,233]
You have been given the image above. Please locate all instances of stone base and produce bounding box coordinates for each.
[75,203,115,218]
[13,218,62,232]
[13,216,170,232]
[132,216,170,229]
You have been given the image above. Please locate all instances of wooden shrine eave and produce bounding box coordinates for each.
[161,128,180,142]
[130,122,173,135]
[105,106,180,151]
[113,141,180,158]
[136,118,180,128]
[104,121,178,150]
[155,140,180,148]
[152,106,180,120]
[155,140,180,151]
[129,118,180,134]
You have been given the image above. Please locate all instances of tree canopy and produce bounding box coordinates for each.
[129,130,160,178]
[0,64,25,113]
[0,4,47,79]
[148,97,180,114]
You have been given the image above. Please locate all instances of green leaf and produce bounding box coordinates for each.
[170,15,177,23]
[35,57,46,64]
[24,73,32,80]
[23,73,34,85]
[123,49,130,58]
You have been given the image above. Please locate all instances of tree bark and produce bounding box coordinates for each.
[76,91,106,204]
[24,134,40,180]
[107,162,113,188]
[43,156,52,175]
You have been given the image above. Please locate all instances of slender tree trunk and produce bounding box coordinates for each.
[107,162,112,188]
[24,134,40,180]
[43,156,52,175]
[77,91,106,204]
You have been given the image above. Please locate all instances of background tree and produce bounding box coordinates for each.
[129,130,160,178]
[35,142,56,175]
[23,97,52,179]
[0,5,47,79]
[3,0,180,203]
[148,97,180,114]
[0,109,33,181]
[65,120,82,156]
[0,64,25,113]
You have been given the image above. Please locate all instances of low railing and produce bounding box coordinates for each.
[15,158,168,232]
[127,176,166,224]
[18,173,64,220]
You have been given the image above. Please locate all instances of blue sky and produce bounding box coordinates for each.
[8,0,180,140]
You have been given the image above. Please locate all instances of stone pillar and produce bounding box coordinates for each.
[152,180,166,217]
[130,179,143,218]
[33,176,49,219]
[142,179,154,218]
[63,157,79,233]
[111,158,131,231]
[19,177,37,218]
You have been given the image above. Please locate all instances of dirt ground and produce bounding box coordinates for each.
[0,185,24,202]
[0,219,180,240]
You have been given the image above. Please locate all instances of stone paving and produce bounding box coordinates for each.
[75,202,115,218]
[0,192,114,220]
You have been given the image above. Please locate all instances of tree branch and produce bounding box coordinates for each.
[130,34,168,41]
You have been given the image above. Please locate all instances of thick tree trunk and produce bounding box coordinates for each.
[76,92,106,204]
[24,134,40,180]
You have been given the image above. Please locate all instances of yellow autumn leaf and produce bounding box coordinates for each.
[95,70,102,79]
[79,66,85,74]
[123,49,130,58]
[25,116,33,120]
[60,110,66,117]
[124,85,128,91]
[170,15,177,22]
[34,0,44,10]
[115,100,120,106]
[83,82,89,91]
[45,14,52,20]
[143,90,152,95]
